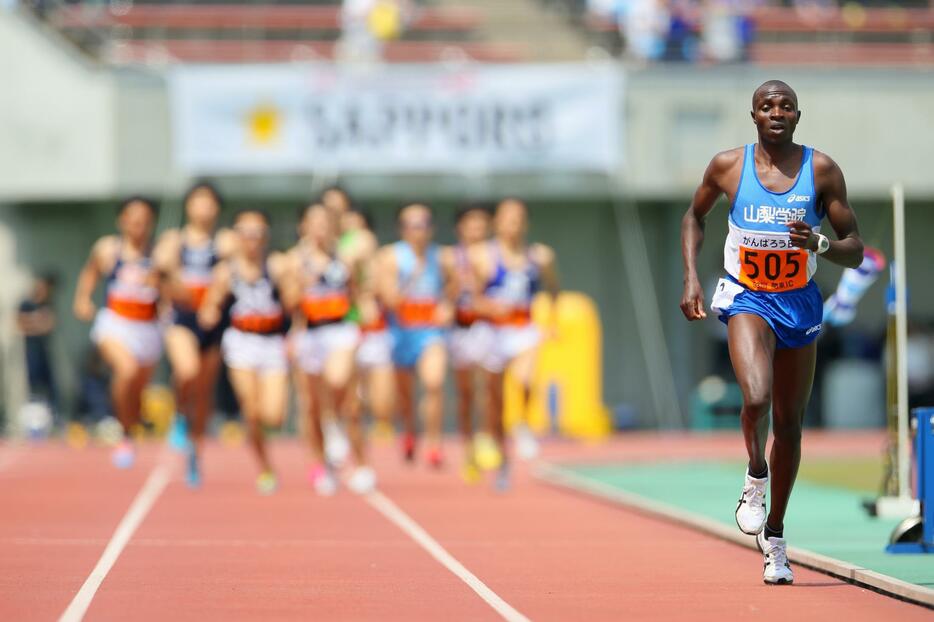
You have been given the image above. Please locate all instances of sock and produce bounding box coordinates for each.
[764,523,783,540]
[748,465,768,479]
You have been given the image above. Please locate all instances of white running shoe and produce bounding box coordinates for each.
[324,419,350,467]
[347,466,377,495]
[735,469,768,535]
[515,424,540,461]
[309,465,338,497]
[757,531,794,585]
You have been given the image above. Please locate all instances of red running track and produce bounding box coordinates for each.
[0,433,929,622]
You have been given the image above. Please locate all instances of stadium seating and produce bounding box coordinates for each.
[46,0,526,63]
[581,5,934,66]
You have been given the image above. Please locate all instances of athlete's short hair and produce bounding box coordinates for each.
[297,202,328,221]
[454,201,494,224]
[183,180,224,211]
[117,195,159,217]
[752,80,798,110]
[495,197,528,216]
[348,206,375,231]
[233,207,272,227]
[320,185,354,209]
[396,202,434,223]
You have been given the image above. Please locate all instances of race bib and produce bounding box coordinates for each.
[738,247,807,292]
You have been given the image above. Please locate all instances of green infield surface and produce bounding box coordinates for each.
[544,459,933,590]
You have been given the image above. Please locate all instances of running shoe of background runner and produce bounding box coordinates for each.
[111,439,136,469]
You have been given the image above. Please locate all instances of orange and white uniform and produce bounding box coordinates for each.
[221,262,288,374]
[91,246,163,364]
[294,252,360,375]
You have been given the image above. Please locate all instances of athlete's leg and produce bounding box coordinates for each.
[304,373,326,464]
[258,371,288,429]
[97,338,143,435]
[164,325,201,421]
[510,347,537,421]
[367,364,396,425]
[485,370,505,452]
[418,342,447,451]
[396,368,416,437]
[454,367,475,443]
[325,346,357,460]
[345,375,366,465]
[767,342,816,532]
[191,346,221,445]
[727,314,776,476]
[227,367,271,473]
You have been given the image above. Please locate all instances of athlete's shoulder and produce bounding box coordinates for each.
[810,148,843,177]
[529,242,555,266]
[153,229,182,268]
[267,251,289,278]
[91,235,120,265]
[214,227,238,258]
[709,147,745,172]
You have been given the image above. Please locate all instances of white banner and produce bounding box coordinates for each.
[169,63,622,174]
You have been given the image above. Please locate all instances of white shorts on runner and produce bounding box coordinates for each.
[296,322,360,375]
[449,322,495,370]
[91,308,163,366]
[481,324,541,373]
[356,329,394,370]
[222,328,288,375]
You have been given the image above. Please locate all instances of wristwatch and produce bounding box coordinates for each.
[815,233,831,255]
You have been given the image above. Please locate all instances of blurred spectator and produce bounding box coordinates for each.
[17,273,59,413]
[76,346,112,423]
[339,0,412,63]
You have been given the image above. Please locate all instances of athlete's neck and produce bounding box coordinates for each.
[121,235,149,255]
[756,139,800,166]
[406,239,430,256]
[184,222,214,241]
[497,235,524,253]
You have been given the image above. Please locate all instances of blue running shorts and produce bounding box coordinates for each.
[711,275,823,350]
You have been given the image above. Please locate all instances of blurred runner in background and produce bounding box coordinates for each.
[73,196,162,469]
[471,198,559,490]
[154,181,236,487]
[199,209,299,495]
[379,203,456,469]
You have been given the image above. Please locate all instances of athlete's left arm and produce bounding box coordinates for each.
[270,251,301,314]
[533,244,560,334]
[434,246,456,326]
[788,152,864,269]
[215,228,239,260]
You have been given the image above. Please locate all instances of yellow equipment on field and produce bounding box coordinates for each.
[504,292,611,439]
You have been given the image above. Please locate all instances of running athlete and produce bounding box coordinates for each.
[377,203,456,468]
[288,203,374,495]
[449,202,495,482]
[680,81,863,585]
[199,209,299,494]
[153,182,236,487]
[73,196,162,469]
[470,198,558,489]
[322,188,396,435]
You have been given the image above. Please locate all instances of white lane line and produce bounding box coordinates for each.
[58,462,172,622]
[365,491,531,622]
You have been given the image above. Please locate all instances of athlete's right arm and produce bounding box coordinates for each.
[197,262,231,329]
[376,247,401,311]
[72,237,113,322]
[152,229,186,306]
[680,151,735,321]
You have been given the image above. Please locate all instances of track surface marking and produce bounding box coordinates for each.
[365,490,530,622]
[59,459,171,622]
[1,433,930,622]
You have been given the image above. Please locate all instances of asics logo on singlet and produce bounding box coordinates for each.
[806,324,822,336]
[787,194,811,203]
